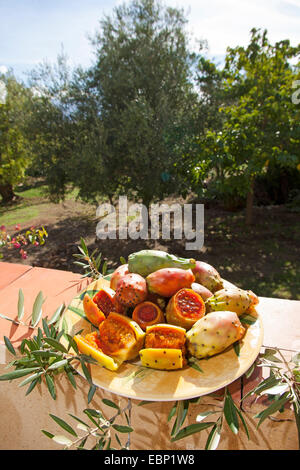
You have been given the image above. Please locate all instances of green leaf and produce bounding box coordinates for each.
[47,359,68,370]
[4,336,16,356]
[171,422,215,442]
[80,238,88,256]
[66,369,77,389]
[48,303,65,325]
[224,389,239,435]
[0,367,41,381]
[17,289,25,320]
[52,434,73,447]
[49,414,78,437]
[88,384,97,404]
[205,423,221,450]
[41,430,54,439]
[18,370,44,388]
[233,341,241,357]
[45,374,56,400]
[188,357,204,373]
[112,424,134,433]
[234,405,250,440]
[120,256,127,265]
[42,337,68,353]
[171,400,189,437]
[102,398,120,411]
[31,291,45,327]
[254,392,291,428]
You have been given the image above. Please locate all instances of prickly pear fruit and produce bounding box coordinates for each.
[93,287,124,317]
[191,282,213,301]
[205,287,259,316]
[98,312,145,361]
[132,301,165,331]
[74,332,122,371]
[115,273,147,307]
[128,249,196,277]
[139,348,183,370]
[110,264,129,291]
[144,323,187,366]
[146,268,195,297]
[186,310,245,359]
[192,261,223,293]
[166,288,205,330]
[83,293,106,327]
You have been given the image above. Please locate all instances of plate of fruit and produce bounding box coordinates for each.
[62,250,263,401]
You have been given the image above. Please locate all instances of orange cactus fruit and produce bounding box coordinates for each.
[83,293,106,327]
[146,268,195,297]
[98,312,145,362]
[132,301,165,331]
[140,323,187,369]
[191,282,213,301]
[166,288,206,330]
[110,264,129,291]
[74,332,122,371]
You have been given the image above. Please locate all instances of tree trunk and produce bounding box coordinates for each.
[245,179,255,225]
[0,183,16,203]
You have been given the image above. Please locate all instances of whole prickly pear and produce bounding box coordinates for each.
[128,249,196,277]
[115,273,147,307]
[191,282,213,301]
[205,287,259,316]
[192,261,223,293]
[186,311,245,359]
[110,264,129,291]
[146,268,195,297]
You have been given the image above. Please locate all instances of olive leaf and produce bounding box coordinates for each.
[31,291,45,327]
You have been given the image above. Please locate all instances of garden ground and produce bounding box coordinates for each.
[1,180,299,300]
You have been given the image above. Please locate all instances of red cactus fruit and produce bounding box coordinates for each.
[110,264,129,291]
[115,273,148,307]
[146,268,195,297]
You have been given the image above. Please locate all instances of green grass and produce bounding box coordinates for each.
[0,204,40,226]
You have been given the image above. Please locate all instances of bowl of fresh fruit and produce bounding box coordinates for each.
[62,250,263,401]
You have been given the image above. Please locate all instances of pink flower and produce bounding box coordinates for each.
[33,241,39,246]
[20,249,27,259]
[13,242,21,249]
[0,225,5,231]
[15,224,21,230]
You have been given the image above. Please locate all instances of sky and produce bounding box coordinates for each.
[1,0,300,80]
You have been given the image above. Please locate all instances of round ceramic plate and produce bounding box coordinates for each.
[61,277,263,401]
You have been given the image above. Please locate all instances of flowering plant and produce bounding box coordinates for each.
[0,224,48,259]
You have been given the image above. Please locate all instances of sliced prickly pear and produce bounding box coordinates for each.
[205,287,259,316]
[83,293,106,327]
[115,273,148,307]
[146,268,195,297]
[110,264,129,290]
[132,301,165,331]
[74,333,122,371]
[139,348,183,370]
[98,312,145,361]
[192,261,223,292]
[166,288,205,330]
[128,249,196,277]
[186,310,245,359]
[144,323,187,365]
[191,282,213,301]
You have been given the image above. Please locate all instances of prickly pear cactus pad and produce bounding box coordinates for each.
[62,274,264,401]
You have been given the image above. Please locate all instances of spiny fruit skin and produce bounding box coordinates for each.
[128,249,196,277]
[146,268,195,297]
[205,287,259,316]
[186,310,245,359]
[110,264,129,291]
[139,348,183,370]
[115,273,147,307]
[191,282,213,301]
[192,261,223,293]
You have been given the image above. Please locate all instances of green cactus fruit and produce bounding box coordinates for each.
[128,249,196,277]
[192,261,223,292]
[186,310,245,359]
[139,348,183,370]
[205,287,259,316]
